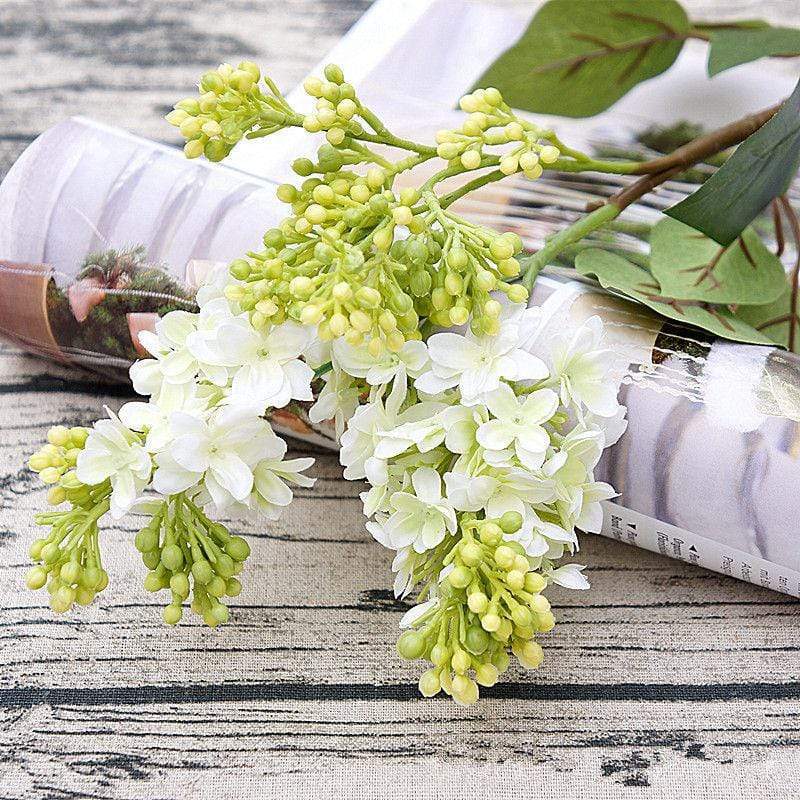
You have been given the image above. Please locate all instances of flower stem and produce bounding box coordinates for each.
[521,204,621,290]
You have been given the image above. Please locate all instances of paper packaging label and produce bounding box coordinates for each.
[600,501,800,598]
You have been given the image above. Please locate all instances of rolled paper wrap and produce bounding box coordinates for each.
[2,119,799,596]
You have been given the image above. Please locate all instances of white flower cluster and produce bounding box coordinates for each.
[328,300,626,703]
[76,293,317,521]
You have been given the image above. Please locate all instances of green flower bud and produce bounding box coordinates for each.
[539,144,560,164]
[170,573,190,599]
[210,603,229,624]
[26,566,48,590]
[192,559,214,585]
[161,544,184,572]
[506,283,528,304]
[460,149,482,170]
[225,577,242,597]
[204,139,229,162]
[163,604,183,626]
[448,565,472,589]
[81,566,102,590]
[397,630,426,660]
[498,257,520,277]
[447,247,469,270]
[75,587,95,606]
[292,158,315,177]
[41,542,61,564]
[512,605,533,629]
[303,76,324,97]
[355,286,381,309]
[524,572,547,594]
[475,662,499,687]
[324,64,345,84]
[478,522,502,547]
[499,511,523,534]
[451,649,471,673]
[200,71,227,94]
[60,561,81,586]
[225,536,250,562]
[135,527,159,554]
[418,669,441,698]
[207,575,227,598]
[143,571,164,593]
[184,140,205,159]
[47,486,66,506]
[467,591,489,614]
[465,625,490,655]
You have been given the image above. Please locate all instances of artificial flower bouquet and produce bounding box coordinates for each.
[23,63,628,705]
[14,0,800,704]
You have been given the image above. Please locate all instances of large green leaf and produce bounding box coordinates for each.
[574,249,774,345]
[649,218,787,304]
[708,27,800,77]
[666,78,800,246]
[734,283,800,352]
[473,0,689,118]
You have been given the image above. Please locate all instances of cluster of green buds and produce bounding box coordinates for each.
[169,62,548,349]
[396,511,554,705]
[436,88,561,180]
[166,61,301,162]
[26,426,110,612]
[134,494,250,627]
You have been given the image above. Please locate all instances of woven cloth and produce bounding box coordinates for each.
[1,1,800,797]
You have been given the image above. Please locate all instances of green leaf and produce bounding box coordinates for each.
[574,248,774,346]
[666,78,800,245]
[472,0,689,118]
[734,282,800,352]
[649,218,787,304]
[708,27,800,77]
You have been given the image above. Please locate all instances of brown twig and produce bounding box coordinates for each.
[628,102,781,175]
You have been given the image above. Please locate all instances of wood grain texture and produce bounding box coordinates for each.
[1,1,800,798]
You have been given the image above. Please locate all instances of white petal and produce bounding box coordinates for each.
[411,467,442,504]
[550,563,590,590]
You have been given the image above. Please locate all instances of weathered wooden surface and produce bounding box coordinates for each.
[1,1,800,798]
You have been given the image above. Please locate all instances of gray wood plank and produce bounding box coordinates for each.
[1,1,800,798]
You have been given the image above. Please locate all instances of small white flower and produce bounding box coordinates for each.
[340,375,438,481]
[332,338,429,386]
[477,383,558,469]
[549,316,619,417]
[443,471,496,512]
[130,305,230,398]
[415,326,548,403]
[574,480,616,533]
[249,447,316,520]
[76,409,152,519]
[188,316,314,411]
[483,466,556,518]
[309,367,361,439]
[384,467,457,553]
[152,407,276,508]
[118,383,212,452]
[372,401,454,460]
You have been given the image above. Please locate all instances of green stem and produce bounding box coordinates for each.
[439,169,507,209]
[521,204,621,290]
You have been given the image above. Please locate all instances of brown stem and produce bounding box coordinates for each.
[583,100,785,214]
[629,101,782,175]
